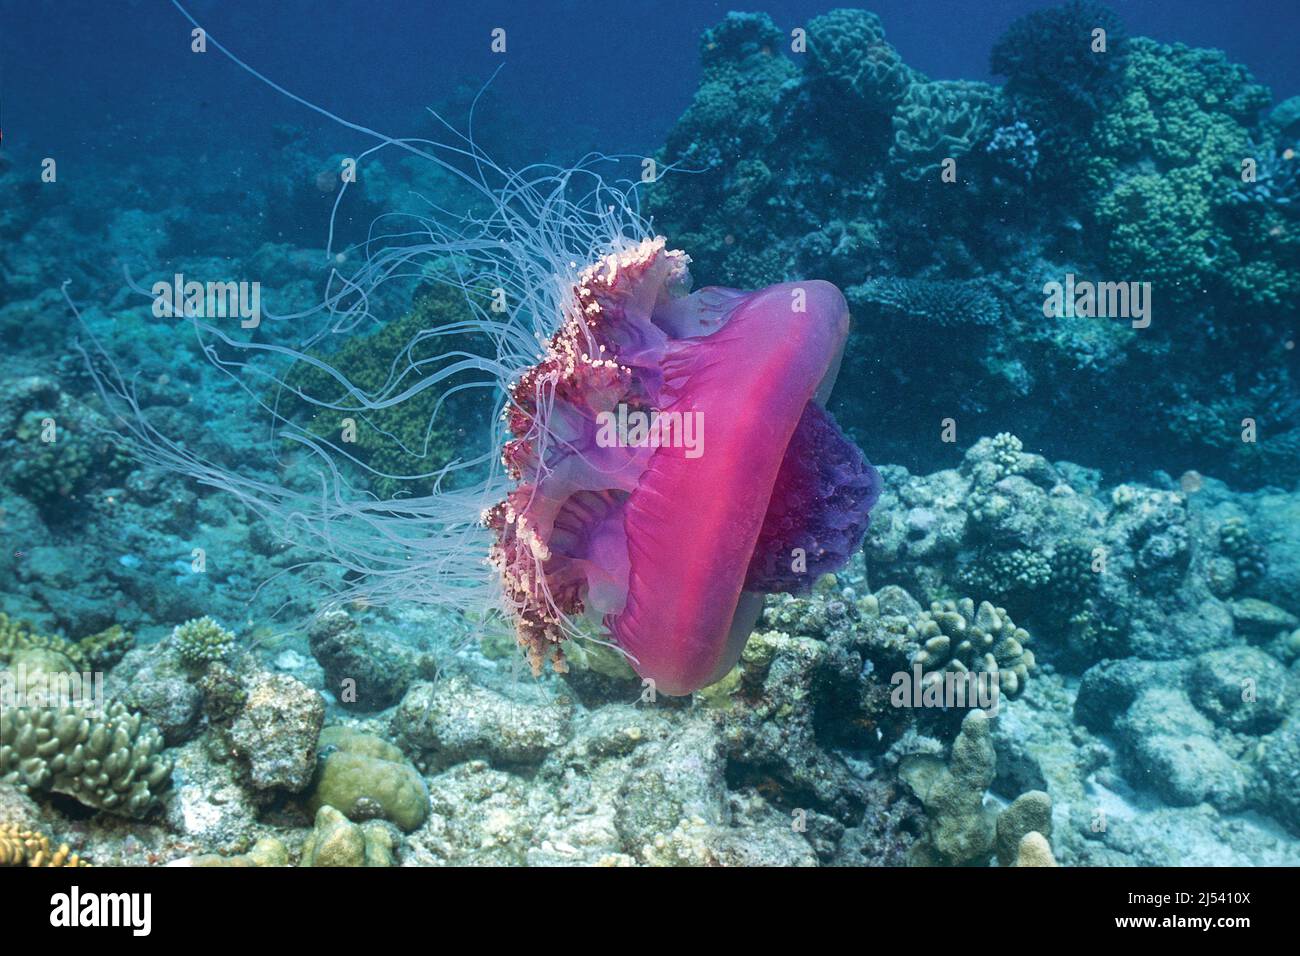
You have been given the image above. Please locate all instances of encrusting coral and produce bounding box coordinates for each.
[0,614,137,672]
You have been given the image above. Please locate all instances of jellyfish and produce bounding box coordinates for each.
[74,2,881,696]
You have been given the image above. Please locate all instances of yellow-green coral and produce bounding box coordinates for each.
[0,612,88,670]
[906,597,1035,698]
[171,616,237,667]
[282,285,493,498]
[900,710,997,866]
[0,822,90,867]
[1087,38,1286,305]
[306,727,429,832]
[1,699,172,818]
[0,613,135,672]
[300,805,394,867]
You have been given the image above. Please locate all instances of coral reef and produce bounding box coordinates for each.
[1,2,1298,874]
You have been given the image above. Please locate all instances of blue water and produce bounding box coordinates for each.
[6,1,1299,164]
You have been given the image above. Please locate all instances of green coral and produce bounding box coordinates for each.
[0,613,132,672]
[805,8,917,115]
[907,597,1036,699]
[78,625,134,670]
[171,616,237,667]
[890,80,999,181]
[282,285,493,498]
[899,710,997,865]
[1,698,172,818]
[300,805,395,867]
[1089,38,1281,304]
[0,613,88,670]
[958,548,1053,607]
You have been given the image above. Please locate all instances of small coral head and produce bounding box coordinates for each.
[489,238,879,695]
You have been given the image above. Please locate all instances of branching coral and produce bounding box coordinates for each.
[846,276,1001,328]
[0,822,90,867]
[170,615,237,667]
[906,597,1035,699]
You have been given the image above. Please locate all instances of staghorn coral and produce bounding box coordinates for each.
[1,699,172,818]
[905,597,1036,699]
[890,80,999,181]
[0,822,90,867]
[171,615,237,667]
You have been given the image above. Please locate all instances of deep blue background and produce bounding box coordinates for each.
[4,0,1299,169]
